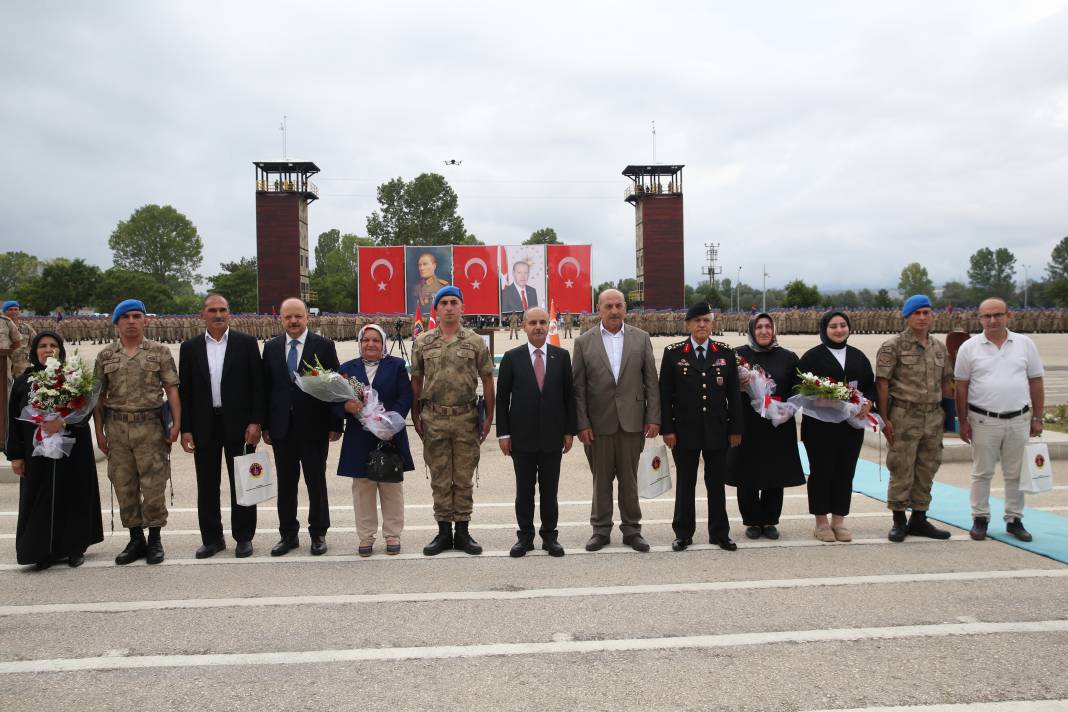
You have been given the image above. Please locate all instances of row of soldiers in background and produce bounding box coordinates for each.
[11,306,1068,347]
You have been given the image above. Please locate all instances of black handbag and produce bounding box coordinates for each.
[367,441,404,483]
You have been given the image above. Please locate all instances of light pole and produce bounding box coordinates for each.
[762,265,769,312]
[735,267,742,314]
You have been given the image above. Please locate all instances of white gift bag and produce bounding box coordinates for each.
[1020,442,1053,495]
[234,449,277,506]
[637,441,673,499]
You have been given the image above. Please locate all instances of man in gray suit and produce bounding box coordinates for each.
[573,289,661,552]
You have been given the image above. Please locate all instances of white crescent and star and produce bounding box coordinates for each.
[369,258,394,291]
[558,256,581,289]
[464,257,488,290]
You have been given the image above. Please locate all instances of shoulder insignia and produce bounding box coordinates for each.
[710,340,731,352]
[666,340,687,351]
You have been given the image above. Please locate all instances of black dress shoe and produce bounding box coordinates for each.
[115,538,147,565]
[623,533,650,552]
[146,539,165,565]
[271,536,299,557]
[1006,518,1033,542]
[585,534,610,551]
[671,537,692,552]
[510,540,534,558]
[195,541,226,559]
[762,525,780,540]
[310,536,328,556]
[711,536,738,552]
[68,553,85,568]
[744,526,762,540]
[235,541,253,558]
[969,516,988,541]
[34,560,52,570]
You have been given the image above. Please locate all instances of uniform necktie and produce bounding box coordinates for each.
[696,345,706,365]
[533,348,545,391]
[521,289,528,312]
[288,339,299,379]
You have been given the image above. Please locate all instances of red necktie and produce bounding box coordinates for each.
[521,289,528,311]
[533,348,545,391]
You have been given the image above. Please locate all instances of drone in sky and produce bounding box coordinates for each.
[443,159,463,166]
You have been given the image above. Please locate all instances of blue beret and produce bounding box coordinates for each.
[433,285,463,308]
[902,294,933,318]
[111,299,147,324]
[2,300,18,312]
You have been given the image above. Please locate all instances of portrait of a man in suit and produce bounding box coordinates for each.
[179,294,266,559]
[496,307,577,557]
[500,260,539,314]
[261,297,343,557]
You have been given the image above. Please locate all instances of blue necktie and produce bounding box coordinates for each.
[287,339,299,379]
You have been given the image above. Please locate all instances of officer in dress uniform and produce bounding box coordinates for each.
[93,300,181,565]
[659,303,744,552]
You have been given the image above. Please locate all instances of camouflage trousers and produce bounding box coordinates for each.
[422,410,480,522]
[885,404,944,512]
[106,417,170,528]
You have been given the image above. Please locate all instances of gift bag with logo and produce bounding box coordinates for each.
[234,447,277,506]
[637,441,673,499]
[1020,442,1053,495]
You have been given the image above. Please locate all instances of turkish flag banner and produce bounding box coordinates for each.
[452,245,500,315]
[358,246,406,314]
[547,244,592,313]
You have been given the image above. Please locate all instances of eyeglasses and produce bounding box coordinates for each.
[979,313,1007,320]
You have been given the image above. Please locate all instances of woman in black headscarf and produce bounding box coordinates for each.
[798,311,876,543]
[5,331,103,568]
[726,313,806,539]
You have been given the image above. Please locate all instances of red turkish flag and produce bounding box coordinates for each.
[547,245,592,313]
[452,245,499,315]
[358,246,406,314]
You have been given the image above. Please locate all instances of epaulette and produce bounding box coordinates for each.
[709,340,731,352]
[666,340,688,350]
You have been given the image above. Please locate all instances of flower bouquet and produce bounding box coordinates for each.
[18,353,99,459]
[294,357,405,439]
[786,371,883,432]
[736,356,794,425]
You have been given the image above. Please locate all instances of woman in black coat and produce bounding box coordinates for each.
[5,331,103,568]
[799,311,876,544]
[726,313,805,540]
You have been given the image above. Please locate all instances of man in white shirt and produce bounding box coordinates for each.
[954,298,1045,542]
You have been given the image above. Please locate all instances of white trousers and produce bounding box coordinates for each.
[968,412,1029,522]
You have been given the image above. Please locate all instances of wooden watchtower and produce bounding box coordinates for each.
[254,161,319,313]
[623,164,685,309]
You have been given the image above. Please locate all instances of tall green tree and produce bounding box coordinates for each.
[207,258,258,312]
[310,233,373,312]
[313,229,342,278]
[93,268,175,314]
[0,251,42,293]
[1045,237,1068,306]
[898,262,935,297]
[873,288,896,308]
[782,279,821,307]
[109,204,203,283]
[15,258,102,312]
[524,227,561,245]
[365,173,481,246]
[938,280,973,307]
[967,247,1016,300]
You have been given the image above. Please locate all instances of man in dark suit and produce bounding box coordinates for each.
[500,260,539,314]
[179,294,266,558]
[262,297,343,556]
[659,303,745,552]
[496,307,577,557]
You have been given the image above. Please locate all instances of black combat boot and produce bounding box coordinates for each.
[115,527,147,565]
[908,511,951,540]
[888,511,909,543]
[146,526,165,564]
[423,521,454,556]
[453,521,483,555]
[510,531,535,558]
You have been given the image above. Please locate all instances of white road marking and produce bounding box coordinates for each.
[807,702,1068,712]
[0,534,979,571]
[1,619,1065,674]
[0,511,958,541]
[0,568,1064,617]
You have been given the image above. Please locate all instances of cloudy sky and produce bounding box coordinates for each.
[3,1,1067,293]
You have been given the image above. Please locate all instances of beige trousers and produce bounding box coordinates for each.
[352,478,404,544]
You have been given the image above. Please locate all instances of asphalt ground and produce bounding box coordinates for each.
[1,330,1066,711]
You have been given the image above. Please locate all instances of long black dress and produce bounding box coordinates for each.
[725,345,806,525]
[6,373,104,565]
[797,344,877,517]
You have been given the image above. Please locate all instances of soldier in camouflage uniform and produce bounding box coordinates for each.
[0,307,21,383]
[875,295,954,543]
[93,299,181,565]
[2,301,33,379]
[411,286,495,556]
[508,312,520,339]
